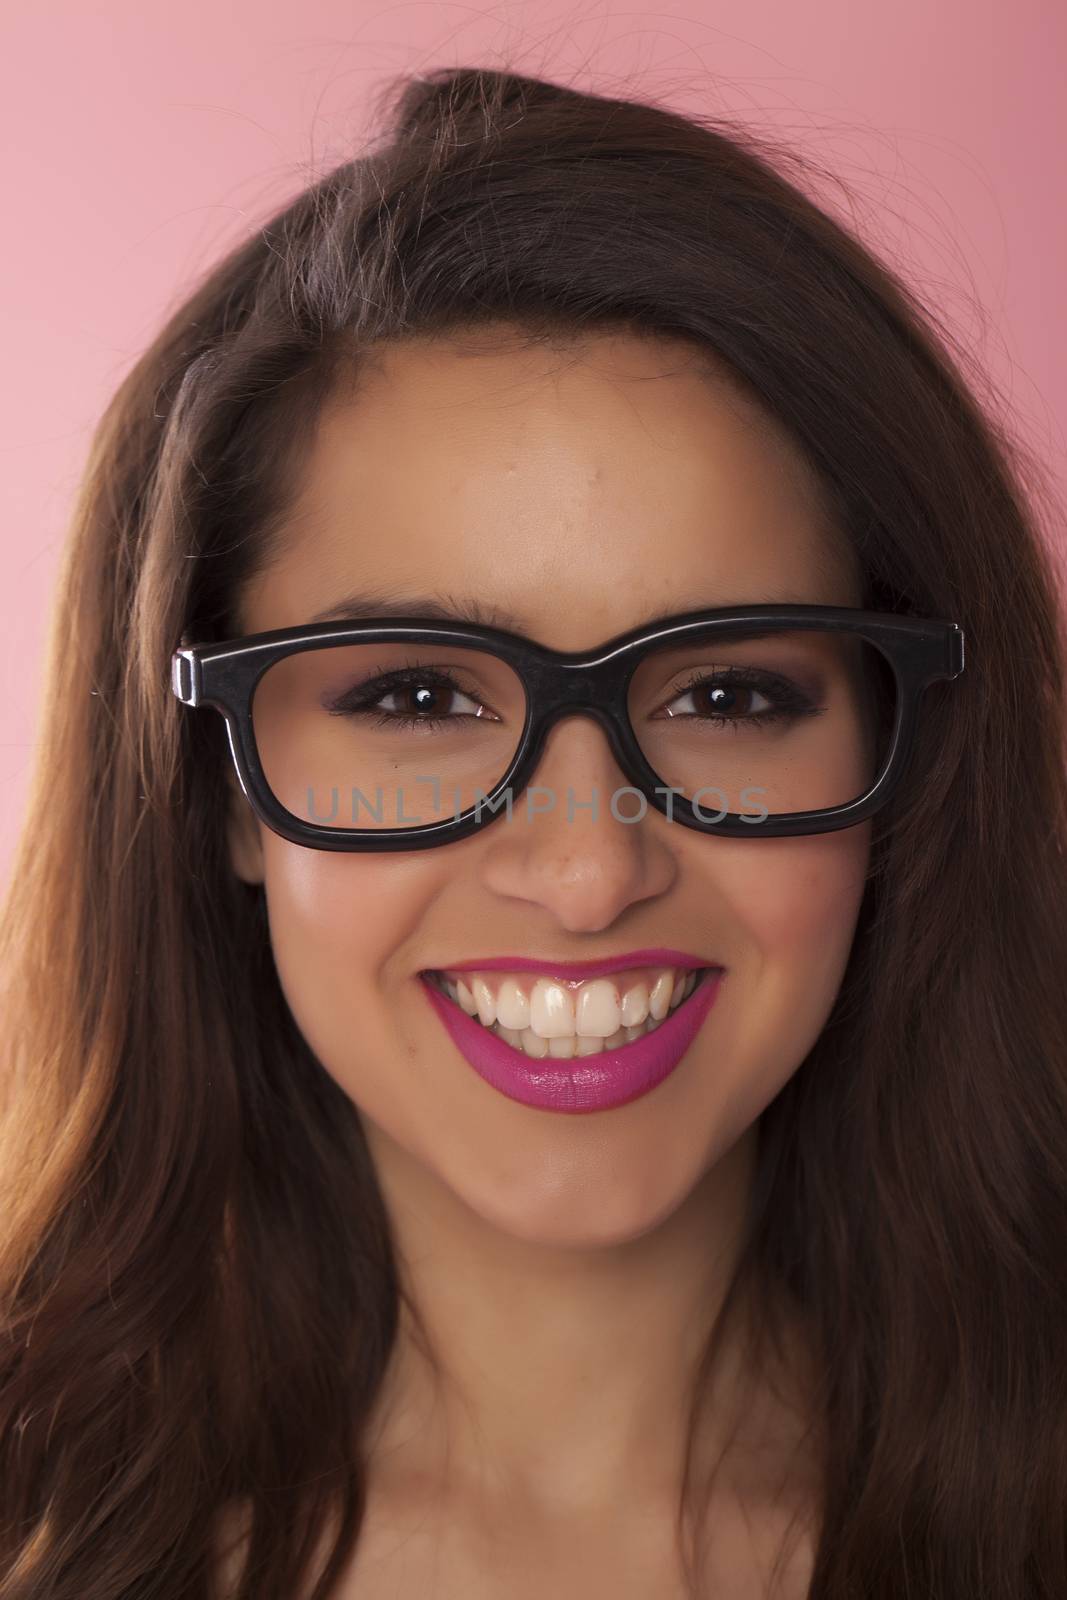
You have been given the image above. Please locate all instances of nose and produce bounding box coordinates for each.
[477,713,677,933]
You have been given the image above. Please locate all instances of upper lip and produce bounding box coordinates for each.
[422,947,722,981]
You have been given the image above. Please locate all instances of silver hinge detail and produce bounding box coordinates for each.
[171,650,200,705]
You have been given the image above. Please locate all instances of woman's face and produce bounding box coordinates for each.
[230,328,871,1248]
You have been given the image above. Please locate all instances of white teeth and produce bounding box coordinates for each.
[620,982,650,1027]
[431,964,711,1054]
[481,999,679,1059]
[496,977,530,1032]
[455,977,478,1016]
[472,976,496,1027]
[529,978,576,1038]
[648,971,674,1020]
[575,978,623,1038]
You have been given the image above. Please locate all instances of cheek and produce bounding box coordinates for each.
[686,823,871,1141]
[256,838,436,1081]
[727,824,871,980]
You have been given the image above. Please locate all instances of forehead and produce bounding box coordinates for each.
[238,330,858,643]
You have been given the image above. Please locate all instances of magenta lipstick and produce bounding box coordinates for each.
[419,963,724,1113]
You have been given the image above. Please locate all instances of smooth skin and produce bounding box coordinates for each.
[224,326,870,1598]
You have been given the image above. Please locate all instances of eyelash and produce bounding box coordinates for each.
[327,664,823,732]
[326,666,488,732]
[666,667,824,730]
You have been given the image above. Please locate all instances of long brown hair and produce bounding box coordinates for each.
[2,66,1065,1600]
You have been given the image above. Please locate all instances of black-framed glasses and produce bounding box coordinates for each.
[170,605,965,851]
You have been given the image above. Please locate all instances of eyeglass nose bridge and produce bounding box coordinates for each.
[524,653,627,711]
[517,657,646,785]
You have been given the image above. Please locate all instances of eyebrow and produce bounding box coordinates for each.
[308,591,527,631]
[306,587,826,634]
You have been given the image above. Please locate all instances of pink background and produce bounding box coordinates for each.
[2,1,1064,888]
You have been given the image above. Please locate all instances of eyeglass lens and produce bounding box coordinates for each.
[250,629,897,831]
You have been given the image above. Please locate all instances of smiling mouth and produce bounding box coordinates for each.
[422,960,723,1062]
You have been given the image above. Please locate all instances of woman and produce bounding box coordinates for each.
[1,65,1064,1600]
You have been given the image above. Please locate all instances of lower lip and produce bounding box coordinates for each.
[418,969,725,1113]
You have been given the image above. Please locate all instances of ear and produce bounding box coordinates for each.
[225,765,265,885]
